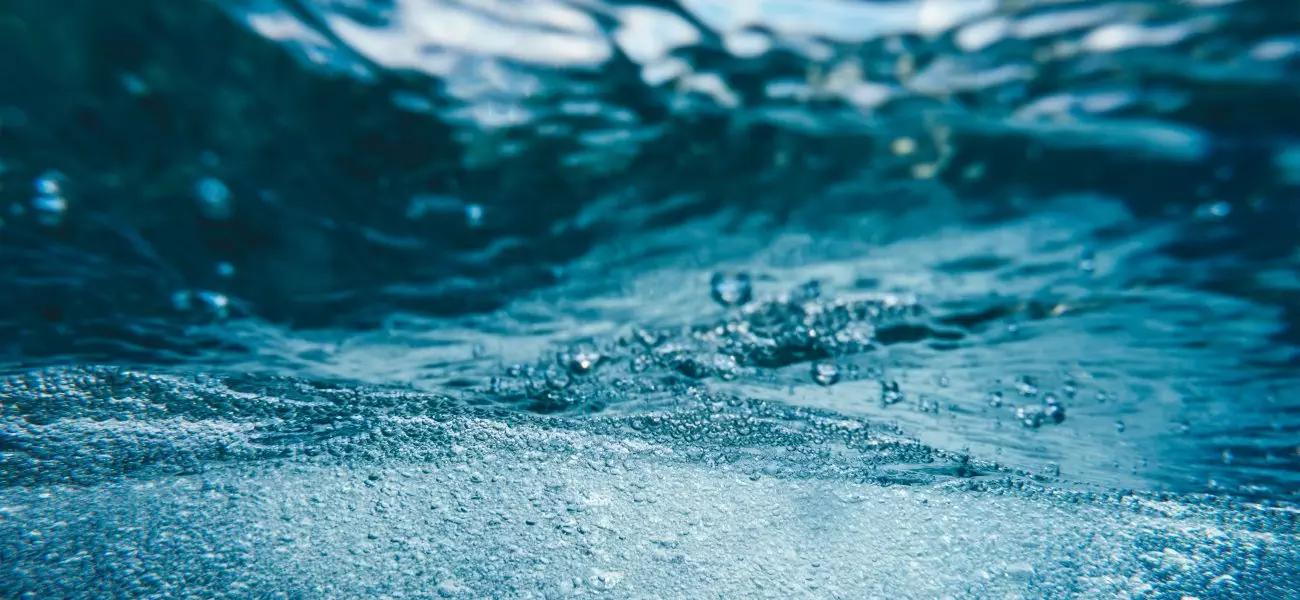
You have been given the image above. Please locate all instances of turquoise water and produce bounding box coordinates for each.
[1,0,1298,597]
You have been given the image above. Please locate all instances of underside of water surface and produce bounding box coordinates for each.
[0,0,1298,597]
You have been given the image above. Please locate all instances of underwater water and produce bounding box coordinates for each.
[1,0,1298,597]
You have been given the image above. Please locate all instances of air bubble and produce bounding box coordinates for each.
[811,361,840,386]
[1196,200,1232,219]
[1017,405,1046,428]
[709,272,753,307]
[881,380,904,405]
[197,291,230,319]
[171,290,230,319]
[195,177,232,220]
[31,170,69,227]
[562,346,602,376]
[1043,396,1066,424]
[1078,248,1096,273]
[33,170,65,196]
[465,203,484,228]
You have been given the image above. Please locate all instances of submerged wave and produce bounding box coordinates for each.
[1,0,1299,596]
[2,366,1298,598]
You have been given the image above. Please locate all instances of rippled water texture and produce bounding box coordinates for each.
[1,0,1299,597]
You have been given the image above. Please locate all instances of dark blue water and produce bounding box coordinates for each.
[1,0,1298,597]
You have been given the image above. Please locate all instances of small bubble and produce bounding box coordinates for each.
[709,272,753,307]
[173,290,230,319]
[880,380,904,405]
[1016,405,1045,428]
[1078,248,1096,273]
[811,361,840,386]
[195,177,232,220]
[31,171,70,227]
[215,262,236,278]
[465,203,484,228]
[197,291,230,319]
[33,170,66,196]
[561,346,602,376]
[937,374,951,388]
[1015,376,1039,396]
[987,391,1004,408]
[918,395,940,413]
[1115,420,1126,433]
[1043,400,1066,424]
[1197,201,1232,219]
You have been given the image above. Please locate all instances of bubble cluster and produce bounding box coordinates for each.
[1016,396,1067,429]
[489,280,945,416]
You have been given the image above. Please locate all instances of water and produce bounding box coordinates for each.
[1,0,1298,597]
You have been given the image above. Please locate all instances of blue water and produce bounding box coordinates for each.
[1,0,1298,597]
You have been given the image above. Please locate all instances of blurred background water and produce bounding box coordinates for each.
[1,0,1299,596]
